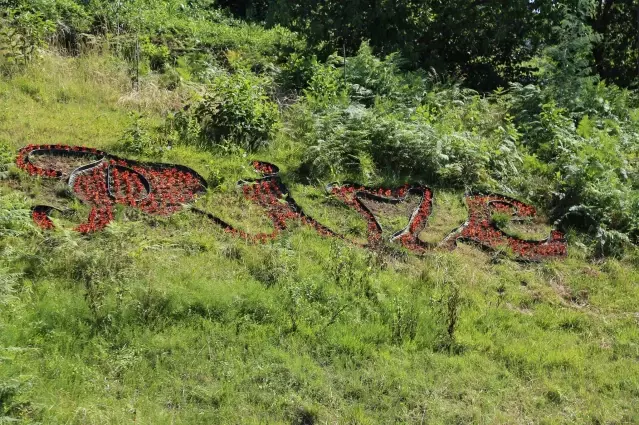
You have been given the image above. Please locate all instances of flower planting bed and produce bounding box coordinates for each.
[17,144,207,233]
[15,146,337,242]
[231,161,338,242]
[15,145,567,260]
[328,183,433,252]
[31,205,63,230]
[16,145,107,178]
[441,194,567,261]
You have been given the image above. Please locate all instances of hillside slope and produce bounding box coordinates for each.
[1,52,638,425]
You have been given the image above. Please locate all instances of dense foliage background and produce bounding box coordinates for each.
[222,0,639,89]
[1,0,639,423]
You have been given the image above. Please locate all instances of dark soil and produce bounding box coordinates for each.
[30,152,101,177]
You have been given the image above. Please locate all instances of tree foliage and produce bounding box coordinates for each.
[220,0,638,90]
[590,0,639,86]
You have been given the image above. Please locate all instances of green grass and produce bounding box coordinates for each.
[1,53,639,425]
[0,54,131,150]
[291,183,370,244]
[419,190,468,246]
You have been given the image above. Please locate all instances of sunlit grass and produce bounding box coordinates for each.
[0,52,638,425]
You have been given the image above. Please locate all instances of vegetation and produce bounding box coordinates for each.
[225,0,639,89]
[184,71,280,151]
[1,0,639,423]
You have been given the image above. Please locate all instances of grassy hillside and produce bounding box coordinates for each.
[1,51,638,425]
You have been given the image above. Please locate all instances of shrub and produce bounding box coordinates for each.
[295,90,521,187]
[297,104,372,180]
[290,43,524,186]
[0,6,55,69]
[158,67,181,90]
[491,212,511,229]
[0,191,33,239]
[116,115,166,156]
[507,95,639,248]
[142,40,171,71]
[0,141,14,180]
[278,52,321,91]
[344,42,427,107]
[188,72,280,151]
[303,54,348,111]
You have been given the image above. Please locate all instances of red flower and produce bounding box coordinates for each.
[19,144,206,234]
[32,210,54,230]
[447,194,567,260]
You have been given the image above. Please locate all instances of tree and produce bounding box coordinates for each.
[261,0,566,90]
[590,0,639,86]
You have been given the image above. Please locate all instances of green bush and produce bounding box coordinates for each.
[116,115,166,157]
[491,212,511,229]
[188,72,280,151]
[0,6,55,69]
[0,141,13,180]
[506,88,639,248]
[0,191,33,239]
[302,54,348,111]
[158,67,181,90]
[296,104,372,180]
[142,40,171,71]
[294,58,521,188]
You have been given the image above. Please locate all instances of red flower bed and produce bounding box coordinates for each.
[32,210,54,230]
[234,161,336,243]
[16,144,106,178]
[71,162,113,233]
[16,148,334,241]
[16,144,206,233]
[329,183,433,251]
[252,160,278,176]
[443,194,567,261]
[15,145,567,261]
